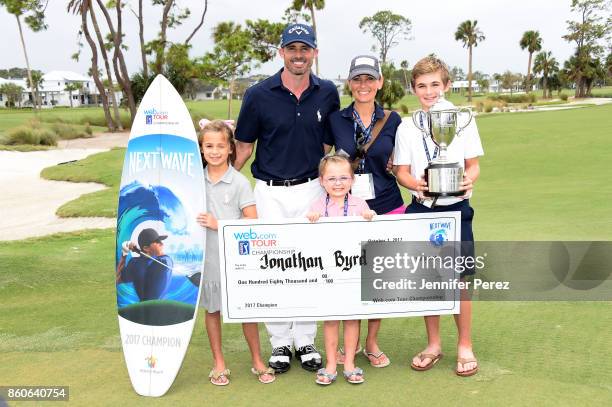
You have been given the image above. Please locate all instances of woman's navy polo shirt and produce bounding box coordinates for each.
[234,69,340,181]
[326,103,404,214]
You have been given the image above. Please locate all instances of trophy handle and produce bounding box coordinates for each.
[412,110,426,131]
[456,108,473,134]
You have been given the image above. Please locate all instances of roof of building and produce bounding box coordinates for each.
[43,71,90,82]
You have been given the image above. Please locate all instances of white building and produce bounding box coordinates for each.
[40,71,96,107]
[0,70,119,108]
[451,80,481,93]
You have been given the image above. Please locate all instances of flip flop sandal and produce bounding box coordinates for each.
[455,358,479,377]
[363,349,391,368]
[343,367,365,384]
[336,346,363,365]
[251,367,276,384]
[209,368,230,386]
[315,368,337,385]
[410,352,443,371]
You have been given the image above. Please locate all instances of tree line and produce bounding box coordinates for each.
[1,0,611,129]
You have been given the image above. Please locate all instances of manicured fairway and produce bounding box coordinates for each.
[2,104,612,406]
[473,104,612,240]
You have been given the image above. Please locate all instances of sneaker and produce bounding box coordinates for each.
[295,344,322,371]
[268,345,292,374]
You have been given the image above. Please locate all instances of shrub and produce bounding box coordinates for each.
[5,126,58,146]
[51,122,92,140]
[560,93,568,101]
[38,128,58,145]
[79,112,132,130]
[80,114,108,127]
[399,104,409,115]
[489,93,537,104]
[52,123,76,139]
[475,99,506,113]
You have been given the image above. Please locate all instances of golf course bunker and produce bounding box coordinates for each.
[0,148,115,241]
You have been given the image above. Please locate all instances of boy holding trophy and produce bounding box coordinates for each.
[393,55,484,377]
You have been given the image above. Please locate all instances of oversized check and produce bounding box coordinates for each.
[218,213,461,322]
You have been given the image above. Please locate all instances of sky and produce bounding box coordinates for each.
[0,0,592,80]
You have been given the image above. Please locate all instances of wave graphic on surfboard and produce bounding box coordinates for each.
[116,134,203,326]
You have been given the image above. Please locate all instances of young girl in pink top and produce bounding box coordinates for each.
[307,154,375,385]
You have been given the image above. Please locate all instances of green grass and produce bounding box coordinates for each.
[0,143,51,151]
[473,104,612,240]
[0,107,109,136]
[40,148,124,218]
[590,86,612,97]
[185,99,244,121]
[1,230,611,406]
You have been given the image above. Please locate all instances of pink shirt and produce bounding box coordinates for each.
[309,193,371,217]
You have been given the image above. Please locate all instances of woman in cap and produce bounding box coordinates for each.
[324,55,404,370]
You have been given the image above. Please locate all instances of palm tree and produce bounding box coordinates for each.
[454,20,485,102]
[26,70,44,109]
[400,60,410,89]
[64,83,81,108]
[519,30,542,93]
[69,0,123,129]
[533,51,558,99]
[1,0,47,111]
[290,0,325,76]
[69,0,116,131]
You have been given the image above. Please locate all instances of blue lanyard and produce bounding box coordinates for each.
[352,108,377,173]
[324,194,349,217]
[419,112,438,162]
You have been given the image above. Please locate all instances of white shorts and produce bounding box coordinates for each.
[254,179,324,348]
[254,179,324,219]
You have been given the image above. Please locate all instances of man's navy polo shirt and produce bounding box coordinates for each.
[327,102,404,214]
[235,69,340,181]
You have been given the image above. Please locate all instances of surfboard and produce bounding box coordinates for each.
[115,75,205,397]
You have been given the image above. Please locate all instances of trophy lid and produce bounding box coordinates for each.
[430,90,455,112]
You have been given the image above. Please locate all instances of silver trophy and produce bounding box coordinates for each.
[412,92,472,197]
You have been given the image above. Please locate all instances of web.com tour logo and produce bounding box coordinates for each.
[235,228,277,254]
[144,107,169,124]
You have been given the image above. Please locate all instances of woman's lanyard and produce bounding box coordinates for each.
[418,112,438,162]
[324,193,349,217]
[353,108,377,174]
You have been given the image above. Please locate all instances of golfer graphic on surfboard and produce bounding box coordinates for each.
[116,227,174,301]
